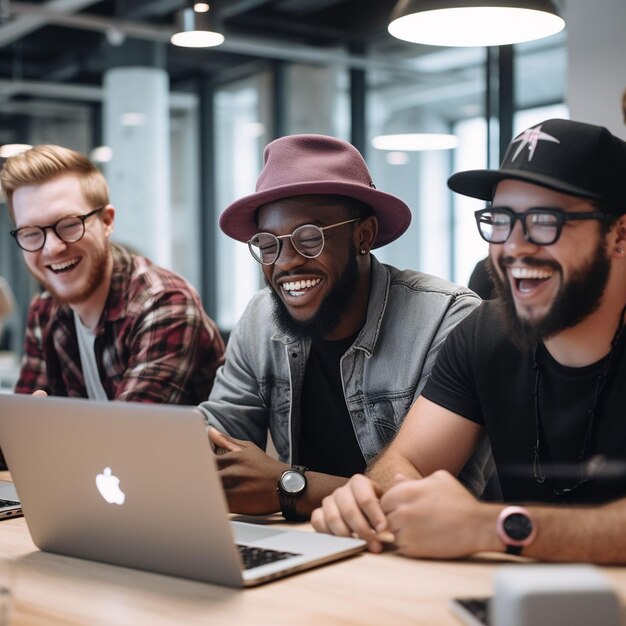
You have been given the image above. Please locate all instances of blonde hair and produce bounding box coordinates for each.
[0,144,109,222]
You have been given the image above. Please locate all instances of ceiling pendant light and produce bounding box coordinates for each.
[372,133,459,151]
[388,0,565,47]
[170,2,225,48]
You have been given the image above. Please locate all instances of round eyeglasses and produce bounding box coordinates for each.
[10,207,105,252]
[248,218,360,265]
[474,207,614,246]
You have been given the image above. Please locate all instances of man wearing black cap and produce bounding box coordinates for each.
[199,133,489,520]
[312,119,626,563]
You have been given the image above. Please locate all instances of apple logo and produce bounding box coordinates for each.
[95,467,126,505]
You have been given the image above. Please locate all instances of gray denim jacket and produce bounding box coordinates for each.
[200,256,490,494]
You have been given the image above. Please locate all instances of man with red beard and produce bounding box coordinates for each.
[312,119,626,564]
[1,145,225,406]
[200,134,489,520]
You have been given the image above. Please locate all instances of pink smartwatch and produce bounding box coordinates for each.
[496,506,537,555]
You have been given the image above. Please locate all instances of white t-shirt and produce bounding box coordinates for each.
[73,311,108,401]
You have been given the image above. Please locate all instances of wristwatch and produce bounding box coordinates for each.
[277,465,308,521]
[496,506,537,555]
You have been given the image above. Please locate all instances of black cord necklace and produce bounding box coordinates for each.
[532,304,626,496]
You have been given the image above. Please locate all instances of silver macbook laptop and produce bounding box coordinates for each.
[0,480,21,519]
[0,394,365,587]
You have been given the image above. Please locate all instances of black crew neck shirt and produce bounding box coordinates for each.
[298,332,365,477]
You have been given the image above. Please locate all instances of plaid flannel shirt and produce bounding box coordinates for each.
[14,243,225,404]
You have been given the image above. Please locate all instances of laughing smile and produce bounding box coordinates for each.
[509,265,555,294]
[47,257,81,273]
[510,267,553,280]
[281,278,322,297]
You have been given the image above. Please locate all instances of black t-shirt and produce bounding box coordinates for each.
[422,300,626,504]
[298,333,366,477]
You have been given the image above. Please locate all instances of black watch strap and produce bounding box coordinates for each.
[277,465,308,521]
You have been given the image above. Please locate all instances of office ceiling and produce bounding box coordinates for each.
[0,0,567,149]
[0,0,409,91]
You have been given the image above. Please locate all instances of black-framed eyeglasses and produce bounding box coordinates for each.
[248,218,360,265]
[474,207,614,246]
[10,207,105,252]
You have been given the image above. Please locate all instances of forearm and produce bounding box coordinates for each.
[522,499,626,563]
[366,448,423,491]
[467,498,626,563]
[366,397,482,492]
[225,463,348,519]
[210,429,350,518]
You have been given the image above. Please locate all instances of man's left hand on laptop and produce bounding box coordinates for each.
[209,429,287,515]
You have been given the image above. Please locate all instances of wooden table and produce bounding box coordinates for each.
[1,477,626,625]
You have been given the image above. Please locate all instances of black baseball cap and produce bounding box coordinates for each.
[448,118,626,215]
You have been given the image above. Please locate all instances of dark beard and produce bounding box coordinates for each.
[268,245,360,340]
[490,238,611,350]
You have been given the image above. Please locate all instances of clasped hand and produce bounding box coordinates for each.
[312,470,487,558]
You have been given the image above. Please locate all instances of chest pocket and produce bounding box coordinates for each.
[366,392,414,446]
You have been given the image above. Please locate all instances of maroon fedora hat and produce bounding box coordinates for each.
[219,134,412,248]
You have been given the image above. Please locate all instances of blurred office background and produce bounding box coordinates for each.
[0,0,624,376]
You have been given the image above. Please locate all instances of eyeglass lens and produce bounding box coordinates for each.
[477,209,561,245]
[249,224,325,265]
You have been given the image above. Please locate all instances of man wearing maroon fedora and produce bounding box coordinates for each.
[313,118,626,564]
[200,133,488,521]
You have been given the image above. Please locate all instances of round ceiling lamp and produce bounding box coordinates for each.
[388,0,565,47]
[372,133,459,151]
[171,3,225,48]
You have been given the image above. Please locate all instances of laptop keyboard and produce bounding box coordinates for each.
[237,544,301,570]
[0,499,19,506]
[453,597,490,626]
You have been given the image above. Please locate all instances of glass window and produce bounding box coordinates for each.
[214,73,271,330]
[365,45,486,280]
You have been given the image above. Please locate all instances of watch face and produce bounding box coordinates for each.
[281,470,306,495]
[503,512,533,541]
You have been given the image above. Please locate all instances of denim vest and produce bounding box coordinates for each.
[200,257,490,494]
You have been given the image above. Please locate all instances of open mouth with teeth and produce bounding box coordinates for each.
[281,277,321,297]
[48,257,81,274]
[510,266,554,293]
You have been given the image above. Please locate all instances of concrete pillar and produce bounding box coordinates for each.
[103,66,172,266]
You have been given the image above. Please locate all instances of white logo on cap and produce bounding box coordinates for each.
[510,125,560,162]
